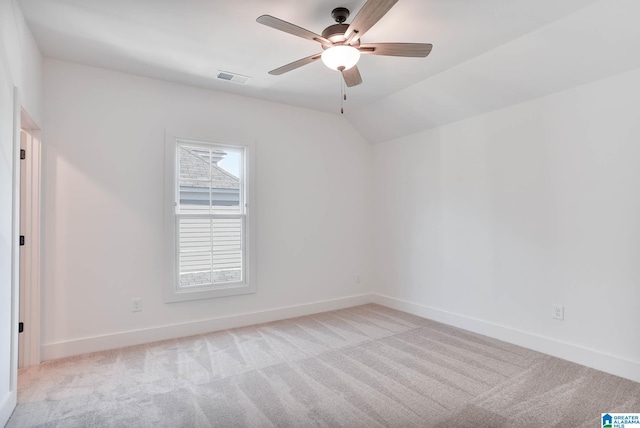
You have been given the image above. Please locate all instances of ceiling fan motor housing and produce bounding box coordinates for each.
[322,23,349,43]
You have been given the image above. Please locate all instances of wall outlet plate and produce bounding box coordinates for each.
[552,304,564,320]
[132,298,142,312]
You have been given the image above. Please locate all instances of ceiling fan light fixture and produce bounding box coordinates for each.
[321,45,360,71]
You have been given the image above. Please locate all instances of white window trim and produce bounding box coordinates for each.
[164,132,256,302]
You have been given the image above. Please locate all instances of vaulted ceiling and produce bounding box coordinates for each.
[18,0,638,143]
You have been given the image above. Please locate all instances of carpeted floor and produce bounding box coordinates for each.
[8,304,640,427]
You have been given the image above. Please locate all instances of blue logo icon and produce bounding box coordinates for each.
[602,414,612,428]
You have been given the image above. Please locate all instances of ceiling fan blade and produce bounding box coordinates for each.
[257,15,331,46]
[359,43,433,57]
[268,53,322,75]
[342,66,363,87]
[344,0,399,43]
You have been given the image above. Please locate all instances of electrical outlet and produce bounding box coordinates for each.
[356,275,361,283]
[552,304,564,320]
[132,298,142,312]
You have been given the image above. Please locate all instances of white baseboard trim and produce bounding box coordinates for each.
[42,294,372,361]
[372,293,640,383]
[0,389,17,427]
[38,292,640,383]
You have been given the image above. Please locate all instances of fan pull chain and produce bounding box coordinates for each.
[340,74,344,114]
[340,75,348,114]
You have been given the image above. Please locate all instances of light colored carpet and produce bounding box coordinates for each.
[8,304,640,427]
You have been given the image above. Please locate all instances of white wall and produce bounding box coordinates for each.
[0,1,42,122]
[372,67,640,381]
[0,0,42,424]
[41,59,372,358]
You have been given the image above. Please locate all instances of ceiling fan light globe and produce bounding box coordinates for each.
[321,46,360,71]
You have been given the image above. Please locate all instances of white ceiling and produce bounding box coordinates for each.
[350,0,640,143]
[19,0,601,117]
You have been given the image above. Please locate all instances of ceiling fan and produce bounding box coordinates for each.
[256,0,433,87]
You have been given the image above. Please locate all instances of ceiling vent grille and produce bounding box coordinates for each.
[216,71,250,85]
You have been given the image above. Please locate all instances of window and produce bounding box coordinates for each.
[164,136,255,302]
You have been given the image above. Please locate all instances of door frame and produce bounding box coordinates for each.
[1,86,42,427]
[19,111,41,367]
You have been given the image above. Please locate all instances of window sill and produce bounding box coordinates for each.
[165,282,256,303]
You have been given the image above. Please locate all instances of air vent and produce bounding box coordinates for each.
[216,71,250,85]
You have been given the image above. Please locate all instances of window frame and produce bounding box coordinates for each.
[164,133,256,303]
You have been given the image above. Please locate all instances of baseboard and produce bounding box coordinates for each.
[38,292,640,383]
[42,294,372,361]
[372,294,640,383]
[0,389,17,427]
